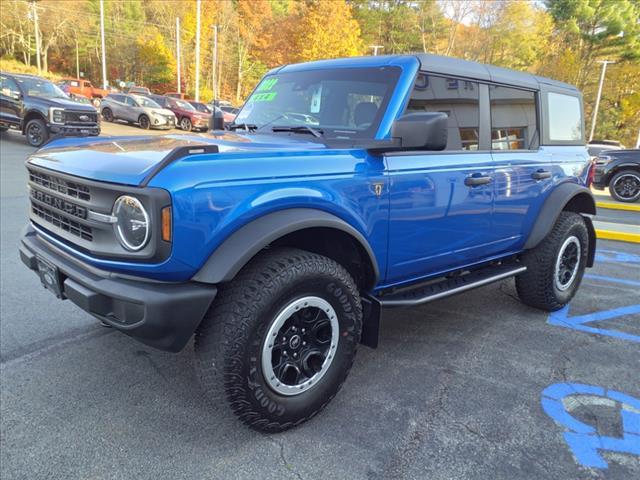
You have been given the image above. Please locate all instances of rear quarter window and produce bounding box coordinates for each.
[547,92,582,142]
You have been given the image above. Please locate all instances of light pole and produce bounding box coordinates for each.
[194,0,201,102]
[99,0,107,89]
[30,0,41,73]
[369,45,384,56]
[176,17,181,94]
[212,25,218,102]
[75,36,80,79]
[589,60,615,142]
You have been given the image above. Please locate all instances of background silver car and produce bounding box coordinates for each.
[100,93,176,130]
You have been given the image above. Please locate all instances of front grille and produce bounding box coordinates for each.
[64,111,98,124]
[32,203,93,241]
[29,170,90,201]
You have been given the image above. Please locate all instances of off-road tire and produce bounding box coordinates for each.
[102,108,113,122]
[609,169,640,203]
[516,212,588,311]
[25,118,48,147]
[194,248,362,433]
[139,115,150,130]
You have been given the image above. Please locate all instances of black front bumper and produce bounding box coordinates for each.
[20,226,217,352]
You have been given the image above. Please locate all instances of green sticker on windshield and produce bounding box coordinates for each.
[257,77,278,92]
[248,91,277,103]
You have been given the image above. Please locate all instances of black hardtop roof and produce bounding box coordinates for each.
[267,54,580,94]
[416,53,579,93]
[415,53,579,93]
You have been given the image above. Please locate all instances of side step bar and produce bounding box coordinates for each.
[378,263,526,307]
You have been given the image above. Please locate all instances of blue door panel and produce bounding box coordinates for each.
[386,152,496,284]
[491,148,555,251]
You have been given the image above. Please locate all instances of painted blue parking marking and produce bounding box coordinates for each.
[548,304,640,343]
[585,274,640,288]
[541,382,640,469]
[595,249,640,264]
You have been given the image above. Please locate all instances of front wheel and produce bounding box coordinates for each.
[25,118,48,147]
[139,115,150,130]
[180,117,192,132]
[101,108,113,122]
[516,212,588,311]
[609,169,640,203]
[194,248,362,432]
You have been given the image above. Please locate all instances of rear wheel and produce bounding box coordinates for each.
[102,108,113,122]
[25,118,48,147]
[194,248,362,432]
[180,117,192,132]
[609,169,640,203]
[516,212,588,311]
[139,115,150,130]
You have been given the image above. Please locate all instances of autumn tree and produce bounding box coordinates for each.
[135,27,176,88]
[546,0,640,88]
[293,0,363,62]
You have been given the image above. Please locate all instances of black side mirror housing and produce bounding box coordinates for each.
[391,112,448,151]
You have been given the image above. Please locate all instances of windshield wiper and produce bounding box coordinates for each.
[227,123,258,131]
[272,125,324,138]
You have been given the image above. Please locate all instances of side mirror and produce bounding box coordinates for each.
[209,106,225,131]
[391,112,448,151]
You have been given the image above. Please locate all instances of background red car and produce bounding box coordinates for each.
[148,94,210,131]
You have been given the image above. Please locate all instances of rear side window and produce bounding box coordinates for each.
[489,86,538,150]
[406,74,480,150]
[547,92,582,142]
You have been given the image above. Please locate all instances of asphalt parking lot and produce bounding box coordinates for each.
[1,126,639,479]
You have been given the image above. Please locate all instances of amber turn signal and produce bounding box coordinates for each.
[161,207,172,242]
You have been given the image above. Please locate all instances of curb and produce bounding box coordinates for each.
[596,201,640,213]
[595,229,640,244]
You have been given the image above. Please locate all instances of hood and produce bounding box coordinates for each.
[29,95,97,111]
[145,107,175,117]
[27,132,326,186]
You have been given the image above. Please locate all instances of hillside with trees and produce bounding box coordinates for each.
[1,0,638,145]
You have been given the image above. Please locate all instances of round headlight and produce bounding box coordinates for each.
[113,195,150,251]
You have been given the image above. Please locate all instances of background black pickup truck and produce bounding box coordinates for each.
[0,72,100,147]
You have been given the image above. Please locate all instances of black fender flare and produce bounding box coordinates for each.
[21,109,47,133]
[192,208,380,286]
[524,183,597,267]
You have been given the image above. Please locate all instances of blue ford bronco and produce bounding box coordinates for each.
[20,54,596,432]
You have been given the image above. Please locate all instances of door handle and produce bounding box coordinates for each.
[531,169,551,180]
[464,174,492,187]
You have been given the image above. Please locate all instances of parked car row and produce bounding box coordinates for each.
[99,92,237,131]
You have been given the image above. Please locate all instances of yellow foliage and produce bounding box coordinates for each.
[293,1,363,62]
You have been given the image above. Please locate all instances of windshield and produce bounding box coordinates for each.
[16,77,67,99]
[175,100,195,111]
[234,67,400,139]
[134,96,161,108]
[192,102,211,113]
